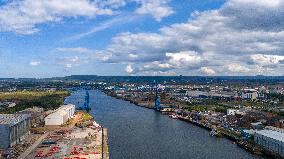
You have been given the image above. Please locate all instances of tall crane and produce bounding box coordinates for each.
[84,90,91,112]
[154,81,161,111]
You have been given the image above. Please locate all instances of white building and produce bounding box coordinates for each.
[241,89,264,100]
[45,104,75,126]
[44,110,68,125]
[254,127,284,157]
[59,104,75,119]
[227,109,237,115]
[241,89,258,100]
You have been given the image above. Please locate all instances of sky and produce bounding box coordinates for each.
[0,0,283,78]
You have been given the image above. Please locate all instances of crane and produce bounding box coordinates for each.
[154,81,161,111]
[83,90,91,112]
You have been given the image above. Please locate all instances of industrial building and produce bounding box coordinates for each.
[254,127,284,157]
[45,104,75,126]
[0,114,31,149]
[241,89,265,100]
[17,107,44,127]
[60,104,76,118]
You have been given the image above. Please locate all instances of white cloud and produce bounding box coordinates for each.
[65,63,72,68]
[128,54,138,58]
[228,0,281,8]
[142,61,173,71]
[221,0,284,31]
[0,0,173,34]
[95,0,284,75]
[0,0,115,34]
[29,61,41,66]
[57,56,88,69]
[125,64,135,74]
[56,47,92,54]
[135,0,174,21]
[200,67,215,75]
[95,0,127,9]
[250,54,284,66]
[228,63,250,73]
[166,51,204,67]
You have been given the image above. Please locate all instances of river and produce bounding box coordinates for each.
[64,90,263,159]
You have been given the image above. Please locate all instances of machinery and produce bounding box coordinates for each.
[78,90,91,112]
[84,91,91,112]
[154,81,161,111]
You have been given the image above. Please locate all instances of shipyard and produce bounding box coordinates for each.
[1,0,284,158]
[0,76,284,159]
[0,89,108,159]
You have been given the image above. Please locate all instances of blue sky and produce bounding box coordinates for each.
[0,0,283,78]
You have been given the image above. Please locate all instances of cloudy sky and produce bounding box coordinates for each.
[0,0,283,77]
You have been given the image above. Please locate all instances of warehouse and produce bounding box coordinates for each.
[17,107,44,127]
[0,114,31,149]
[254,127,284,157]
[59,104,75,119]
[45,104,75,126]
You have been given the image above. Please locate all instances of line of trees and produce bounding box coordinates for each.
[0,91,70,113]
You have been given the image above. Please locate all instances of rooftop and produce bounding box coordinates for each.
[256,129,284,142]
[45,104,75,118]
[0,114,30,126]
[58,104,75,110]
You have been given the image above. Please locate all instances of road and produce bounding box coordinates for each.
[17,132,49,159]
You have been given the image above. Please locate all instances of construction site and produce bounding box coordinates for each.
[10,110,109,159]
[0,106,108,159]
[0,89,109,159]
[24,122,108,159]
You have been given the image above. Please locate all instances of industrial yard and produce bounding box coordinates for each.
[24,126,108,159]
[1,110,109,159]
[0,90,108,159]
[15,108,108,159]
[23,108,109,159]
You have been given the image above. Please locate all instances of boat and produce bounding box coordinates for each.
[169,114,178,119]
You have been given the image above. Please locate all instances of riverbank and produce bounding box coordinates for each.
[105,90,280,159]
[66,90,264,159]
[177,116,282,158]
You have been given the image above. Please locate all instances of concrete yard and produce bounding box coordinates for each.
[17,132,49,159]
[9,133,42,159]
[25,126,108,159]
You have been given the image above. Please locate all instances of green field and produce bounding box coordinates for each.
[0,90,70,113]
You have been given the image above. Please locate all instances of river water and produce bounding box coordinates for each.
[65,90,263,159]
